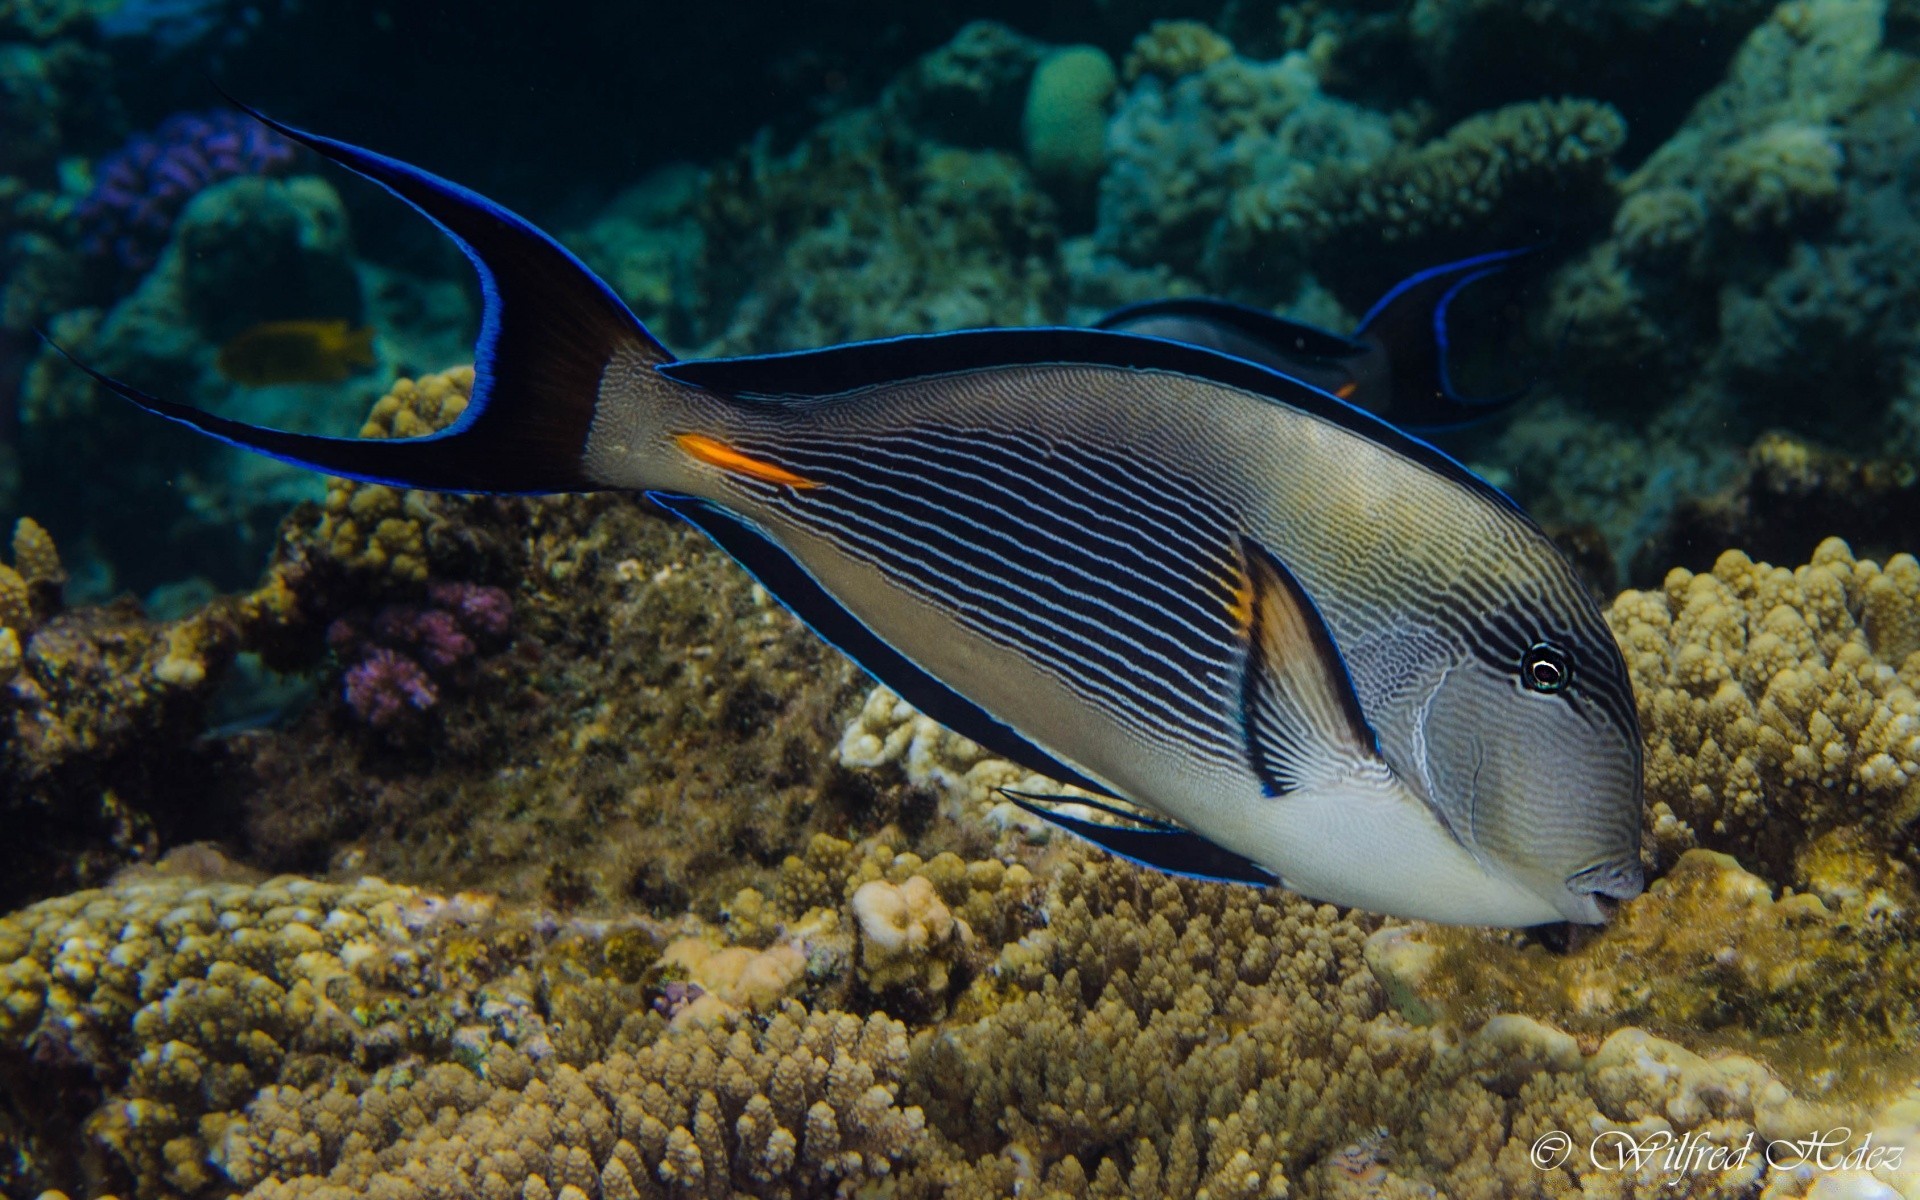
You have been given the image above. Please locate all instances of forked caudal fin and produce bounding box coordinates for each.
[45,102,670,494]
[1355,245,1537,431]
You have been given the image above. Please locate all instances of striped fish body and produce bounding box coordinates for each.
[68,108,1646,927]
[605,350,1642,925]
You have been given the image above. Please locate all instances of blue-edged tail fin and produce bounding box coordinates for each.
[1355,246,1537,432]
[48,102,667,494]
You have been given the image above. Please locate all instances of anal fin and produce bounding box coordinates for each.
[1001,790,1279,887]
[1240,538,1389,797]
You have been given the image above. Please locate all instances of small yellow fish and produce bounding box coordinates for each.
[216,319,375,386]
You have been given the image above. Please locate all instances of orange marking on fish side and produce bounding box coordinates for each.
[1223,569,1255,635]
[675,433,818,489]
[1334,381,1358,400]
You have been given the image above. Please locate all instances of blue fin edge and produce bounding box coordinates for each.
[52,98,664,494]
[1094,297,1367,362]
[999,789,1280,887]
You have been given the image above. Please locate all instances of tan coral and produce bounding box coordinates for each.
[1609,539,1920,883]
[852,874,973,1000]
[313,367,474,583]
[660,935,807,1014]
[221,1003,924,1200]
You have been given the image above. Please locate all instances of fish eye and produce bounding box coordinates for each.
[1520,641,1570,694]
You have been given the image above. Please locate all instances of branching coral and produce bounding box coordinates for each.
[224,1004,924,1200]
[1232,97,1626,305]
[0,852,935,1199]
[1608,539,1920,885]
[1094,39,1393,282]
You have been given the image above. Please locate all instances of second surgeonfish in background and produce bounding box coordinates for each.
[1095,247,1534,434]
[57,107,1647,927]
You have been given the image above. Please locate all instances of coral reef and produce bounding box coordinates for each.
[1609,539,1920,888]
[694,104,1063,352]
[0,513,272,906]
[1401,0,1775,147]
[1638,433,1920,581]
[75,108,300,280]
[328,581,513,737]
[1231,96,1627,304]
[1094,30,1395,286]
[1368,848,1920,1095]
[0,852,927,1198]
[21,167,367,592]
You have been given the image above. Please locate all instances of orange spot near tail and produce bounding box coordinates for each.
[675,433,818,489]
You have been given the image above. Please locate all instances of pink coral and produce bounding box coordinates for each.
[328,581,513,730]
[428,581,512,638]
[342,647,438,728]
[374,606,473,669]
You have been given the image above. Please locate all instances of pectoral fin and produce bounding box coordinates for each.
[1001,790,1279,886]
[1239,538,1387,796]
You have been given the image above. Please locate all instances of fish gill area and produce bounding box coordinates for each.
[4,1,1920,1198]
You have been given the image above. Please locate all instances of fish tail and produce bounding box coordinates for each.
[1354,246,1537,428]
[46,103,675,494]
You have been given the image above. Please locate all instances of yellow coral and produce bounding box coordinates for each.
[1610,540,1920,881]
[10,517,62,587]
[313,366,475,582]
[0,563,27,636]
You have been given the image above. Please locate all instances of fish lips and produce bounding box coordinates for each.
[1562,856,1646,922]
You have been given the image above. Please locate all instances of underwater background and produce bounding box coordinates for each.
[4,0,1920,1196]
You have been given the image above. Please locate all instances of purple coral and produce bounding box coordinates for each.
[428,581,513,638]
[330,582,513,733]
[342,648,439,729]
[75,109,299,277]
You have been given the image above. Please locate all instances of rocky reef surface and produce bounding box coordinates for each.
[0,370,1916,1198]
[4,0,1920,1198]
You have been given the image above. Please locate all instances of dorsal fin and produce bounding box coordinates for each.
[1239,537,1387,796]
[1095,296,1367,362]
[656,326,1526,521]
[1354,246,1537,431]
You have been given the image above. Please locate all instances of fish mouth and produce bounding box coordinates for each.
[1564,856,1645,920]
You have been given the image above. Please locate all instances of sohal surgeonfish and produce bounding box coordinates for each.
[1105,249,1536,432]
[54,108,1646,926]
[1096,249,1533,434]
